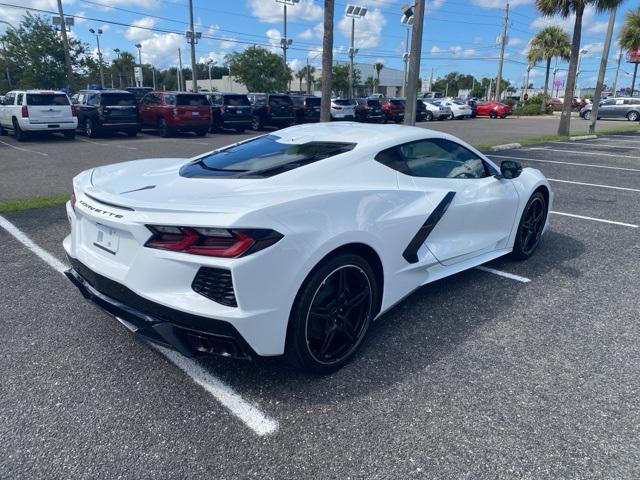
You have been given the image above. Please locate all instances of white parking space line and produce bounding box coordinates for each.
[153,345,278,436]
[552,140,640,150]
[476,266,531,283]
[0,215,67,273]
[0,214,279,436]
[77,137,137,150]
[548,178,640,193]
[0,139,48,157]
[489,154,640,173]
[527,147,640,160]
[550,211,638,228]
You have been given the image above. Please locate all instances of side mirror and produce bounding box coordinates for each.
[499,160,522,179]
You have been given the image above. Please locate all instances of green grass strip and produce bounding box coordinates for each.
[0,194,69,214]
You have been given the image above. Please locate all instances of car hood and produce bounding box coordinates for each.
[86,157,317,213]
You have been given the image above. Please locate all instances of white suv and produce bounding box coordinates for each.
[330,98,356,120]
[0,90,77,141]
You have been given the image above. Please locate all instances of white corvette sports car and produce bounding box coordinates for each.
[64,123,552,373]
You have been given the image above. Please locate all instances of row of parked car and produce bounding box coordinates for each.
[0,88,514,141]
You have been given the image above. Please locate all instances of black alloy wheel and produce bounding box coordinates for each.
[286,254,378,373]
[84,118,95,138]
[583,110,591,120]
[511,192,547,260]
[426,111,433,121]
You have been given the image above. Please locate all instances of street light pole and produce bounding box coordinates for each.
[276,0,299,91]
[207,60,214,91]
[188,0,198,92]
[402,26,410,97]
[611,46,623,96]
[135,43,142,87]
[589,5,617,134]
[89,28,105,88]
[178,48,184,91]
[345,5,366,99]
[575,48,588,96]
[403,0,425,126]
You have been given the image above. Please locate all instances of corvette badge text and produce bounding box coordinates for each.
[78,200,124,219]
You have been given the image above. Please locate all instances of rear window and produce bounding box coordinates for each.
[176,94,208,106]
[366,99,380,108]
[224,95,250,106]
[269,95,292,106]
[390,99,405,106]
[180,135,356,178]
[26,94,69,106]
[102,94,137,106]
[334,99,353,106]
[305,97,321,107]
[290,96,305,107]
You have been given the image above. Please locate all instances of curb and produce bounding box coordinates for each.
[489,143,522,152]
[569,135,597,141]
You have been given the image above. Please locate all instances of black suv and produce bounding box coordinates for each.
[247,93,294,130]
[126,87,153,103]
[71,90,139,137]
[291,95,321,124]
[355,98,385,123]
[415,99,427,121]
[206,92,252,132]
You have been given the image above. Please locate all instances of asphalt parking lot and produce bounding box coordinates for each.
[1,132,639,478]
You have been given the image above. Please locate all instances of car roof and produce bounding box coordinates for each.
[9,89,68,94]
[79,89,131,94]
[273,122,452,148]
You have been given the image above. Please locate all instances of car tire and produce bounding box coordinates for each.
[126,129,138,137]
[158,118,170,137]
[426,111,433,121]
[582,111,591,120]
[448,113,454,120]
[13,120,28,142]
[510,191,547,261]
[251,115,263,131]
[627,111,639,122]
[194,128,208,137]
[285,253,380,374]
[489,111,498,119]
[63,130,76,139]
[84,118,96,138]
[0,124,7,136]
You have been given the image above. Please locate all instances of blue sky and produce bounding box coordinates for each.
[1,0,639,89]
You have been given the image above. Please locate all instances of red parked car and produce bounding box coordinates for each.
[138,91,211,137]
[380,98,405,123]
[476,101,512,119]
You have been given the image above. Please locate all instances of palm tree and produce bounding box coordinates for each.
[619,7,640,95]
[296,67,306,93]
[320,0,334,122]
[374,62,384,94]
[536,0,623,135]
[364,76,375,95]
[303,64,316,94]
[527,26,571,113]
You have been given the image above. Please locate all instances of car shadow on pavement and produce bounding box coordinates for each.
[198,228,585,404]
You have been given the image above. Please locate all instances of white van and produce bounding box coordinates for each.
[0,90,77,141]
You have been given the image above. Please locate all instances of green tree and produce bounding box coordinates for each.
[527,26,571,113]
[535,0,624,135]
[226,46,291,92]
[295,67,306,92]
[0,13,91,91]
[619,7,640,93]
[373,62,384,93]
[364,76,375,95]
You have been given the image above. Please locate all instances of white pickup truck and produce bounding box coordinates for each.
[0,90,77,141]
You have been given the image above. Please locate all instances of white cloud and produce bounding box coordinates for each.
[298,28,313,40]
[430,44,477,58]
[530,5,607,35]
[125,17,156,41]
[248,0,322,23]
[337,8,386,49]
[288,58,302,71]
[265,28,281,53]
[472,0,532,7]
[219,37,236,50]
[581,42,604,58]
[508,37,523,47]
[138,33,184,68]
[199,51,228,66]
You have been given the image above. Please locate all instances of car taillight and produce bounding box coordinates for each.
[21,105,28,118]
[71,105,77,117]
[144,226,283,258]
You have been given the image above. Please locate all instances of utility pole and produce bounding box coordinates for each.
[178,48,184,91]
[320,0,334,122]
[152,68,157,90]
[494,1,509,101]
[403,0,425,126]
[277,0,298,91]
[56,0,73,90]
[188,0,198,92]
[488,78,493,100]
[589,5,617,134]
[402,26,410,97]
[611,46,623,96]
[521,63,531,101]
[349,17,355,98]
[90,28,105,88]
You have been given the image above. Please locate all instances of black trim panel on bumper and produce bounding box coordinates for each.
[65,257,255,359]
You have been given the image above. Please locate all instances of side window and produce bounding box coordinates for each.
[214,95,223,105]
[16,93,24,105]
[87,94,100,106]
[376,138,490,179]
[164,94,175,105]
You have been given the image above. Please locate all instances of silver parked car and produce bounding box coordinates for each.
[330,98,356,121]
[580,97,640,121]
